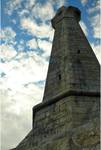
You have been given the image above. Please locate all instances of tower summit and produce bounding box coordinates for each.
[10,6,100,150]
[52,6,81,29]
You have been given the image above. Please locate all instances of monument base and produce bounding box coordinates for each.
[12,93,100,150]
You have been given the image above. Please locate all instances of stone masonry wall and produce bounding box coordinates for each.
[43,13,100,102]
[16,95,100,150]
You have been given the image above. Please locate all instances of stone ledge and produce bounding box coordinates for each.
[33,90,100,126]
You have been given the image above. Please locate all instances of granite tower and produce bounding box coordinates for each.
[11,6,100,150]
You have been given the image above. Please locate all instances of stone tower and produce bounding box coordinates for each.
[11,6,100,150]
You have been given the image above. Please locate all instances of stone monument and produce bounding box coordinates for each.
[11,6,100,150]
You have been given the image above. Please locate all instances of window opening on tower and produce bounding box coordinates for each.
[58,74,61,80]
[77,50,80,54]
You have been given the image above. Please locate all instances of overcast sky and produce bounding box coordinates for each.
[0,0,100,150]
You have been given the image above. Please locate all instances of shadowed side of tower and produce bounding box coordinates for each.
[11,6,100,150]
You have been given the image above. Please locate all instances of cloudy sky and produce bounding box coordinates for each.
[0,0,100,150]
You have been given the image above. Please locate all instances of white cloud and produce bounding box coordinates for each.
[17,44,25,52]
[20,17,54,40]
[27,38,38,50]
[49,0,66,7]
[1,82,43,150]
[80,21,88,36]
[18,9,29,17]
[27,38,52,58]
[90,13,100,39]
[5,0,22,15]
[17,0,55,21]
[4,0,66,18]
[88,0,100,14]
[86,1,100,39]
[56,0,66,7]
[80,0,88,5]
[38,39,52,57]
[0,45,49,114]
[12,19,17,24]
[25,0,36,10]
[0,48,48,149]
[0,27,16,45]
[32,1,55,21]
[0,44,17,62]
[0,27,17,64]
[17,0,55,22]
[0,51,48,88]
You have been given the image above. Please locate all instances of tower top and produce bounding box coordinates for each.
[52,6,81,29]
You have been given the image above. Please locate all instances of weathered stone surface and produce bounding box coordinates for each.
[72,117,100,148]
[12,96,100,150]
[10,6,100,150]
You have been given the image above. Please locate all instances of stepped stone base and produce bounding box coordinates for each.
[12,95,100,150]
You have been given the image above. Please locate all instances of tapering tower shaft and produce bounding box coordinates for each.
[43,6,99,102]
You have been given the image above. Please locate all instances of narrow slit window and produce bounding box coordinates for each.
[77,50,80,54]
[58,74,61,80]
